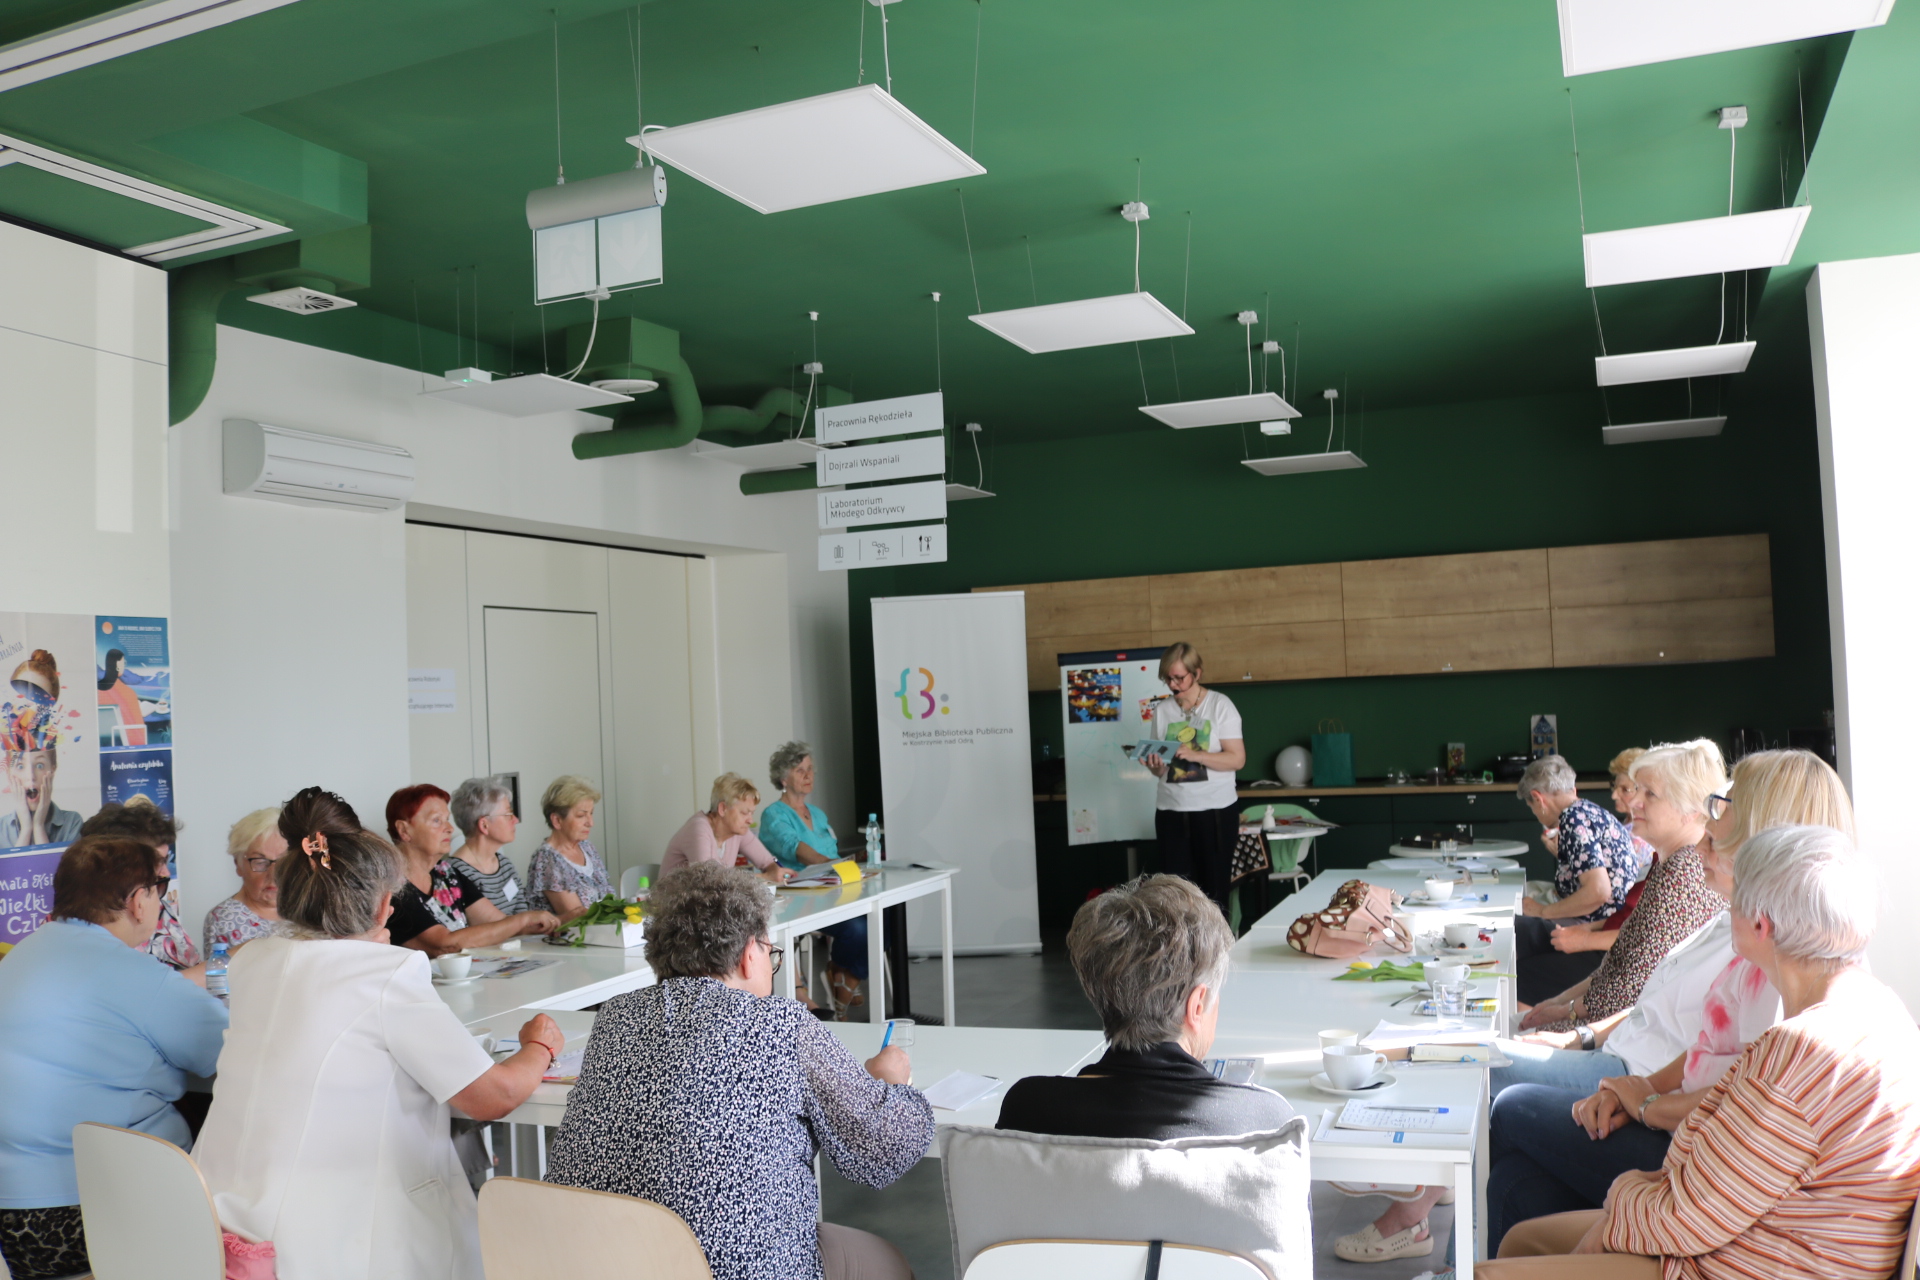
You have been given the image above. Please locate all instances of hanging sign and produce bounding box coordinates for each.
[815,391,944,445]
[819,479,946,530]
[819,523,948,570]
[817,435,945,487]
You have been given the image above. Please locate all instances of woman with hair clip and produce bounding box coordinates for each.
[194,788,566,1280]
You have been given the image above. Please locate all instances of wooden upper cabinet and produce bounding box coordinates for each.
[1150,621,1347,683]
[1346,610,1553,677]
[1147,563,1344,630]
[986,576,1150,639]
[1552,597,1775,668]
[1341,549,1550,620]
[1548,534,1771,608]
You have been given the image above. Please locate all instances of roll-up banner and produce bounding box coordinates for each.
[872,591,1040,958]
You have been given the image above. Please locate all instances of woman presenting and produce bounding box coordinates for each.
[1141,643,1246,912]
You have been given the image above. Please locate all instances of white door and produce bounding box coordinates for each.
[482,607,605,869]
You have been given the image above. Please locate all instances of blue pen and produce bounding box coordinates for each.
[880,1022,896,1051]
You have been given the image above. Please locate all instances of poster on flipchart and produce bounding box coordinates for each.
[1061,650,1169,847]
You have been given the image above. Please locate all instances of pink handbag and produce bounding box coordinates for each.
[223,1232,276,1280]
[1285,879,1412,958]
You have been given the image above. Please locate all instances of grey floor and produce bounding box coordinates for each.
[823,939,1455,1280]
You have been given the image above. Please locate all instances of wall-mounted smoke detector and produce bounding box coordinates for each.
[247,286,356,315]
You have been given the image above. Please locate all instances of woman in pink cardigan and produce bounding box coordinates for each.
[662,773,792,886]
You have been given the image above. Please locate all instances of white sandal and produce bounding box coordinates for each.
[1328,1182,1456,1205]
[1333,1219,1434,1263]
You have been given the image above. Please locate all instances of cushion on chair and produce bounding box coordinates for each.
[939,1120,1312,1280]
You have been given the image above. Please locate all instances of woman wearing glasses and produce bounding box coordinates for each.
[0,836,228,1280]
[202,807,288,955]
[1140,643,1247,912]
[547,862,931,1280]
[384,784,558,957]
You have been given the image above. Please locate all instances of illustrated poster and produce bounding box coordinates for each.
[1062,650,1170,847]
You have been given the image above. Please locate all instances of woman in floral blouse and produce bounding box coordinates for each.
[383,784,558,956]
[201,807,287,955]
[528,775,616,923]
[1515,755,1642,1003]
[547,862,930,1280]
[77,798,203,982]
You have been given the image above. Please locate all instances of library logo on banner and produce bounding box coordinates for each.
[894,667,950,720]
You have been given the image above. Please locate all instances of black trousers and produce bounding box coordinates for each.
[1514,914,1608,1004]
[1155,804,1239,912]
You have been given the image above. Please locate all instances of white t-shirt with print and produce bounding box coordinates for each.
[1149,688,1245,813]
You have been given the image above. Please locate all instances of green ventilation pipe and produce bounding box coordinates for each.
[167,258,243,425]
[738,467,821,496]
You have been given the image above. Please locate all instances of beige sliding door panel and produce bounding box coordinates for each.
[609,550,699,870]
[481,607,606,869]
[686,560,722,789]
[712,553,796,795]
[406,524,475,787]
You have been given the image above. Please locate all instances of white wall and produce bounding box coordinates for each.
[170,324,850,935]
[1807,252,1920,1012]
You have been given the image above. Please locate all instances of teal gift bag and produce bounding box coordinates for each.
[1311,719,1355,787]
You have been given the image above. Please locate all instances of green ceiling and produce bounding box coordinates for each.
[0,0,1910,442]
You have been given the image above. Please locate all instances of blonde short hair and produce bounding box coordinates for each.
[226,807,282,863]
[541,775,602,828]
[1608,747,1646,779]
[1721,749,1855,857]
[1629,738,1729,821]
[708,772,760,813]
[1158,642,1203,683]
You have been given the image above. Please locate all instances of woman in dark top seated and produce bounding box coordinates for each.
[998,874,1293,1140]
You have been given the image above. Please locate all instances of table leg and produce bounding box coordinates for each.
[867,900,887,1025]
[1455,1157,1477,1280]
[883,903,911,1019]
[941,881,956,1028]
[780,930,798,1001]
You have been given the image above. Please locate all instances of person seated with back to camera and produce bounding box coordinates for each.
[997,874,1293,1139]
[660,772,792,886]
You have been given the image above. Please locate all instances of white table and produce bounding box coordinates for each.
[1383,837,1530,859]
[440,943,654,1029]
[1223,868,1525,1279]
[770,865,957,1024]
[483,1010,1103,1174]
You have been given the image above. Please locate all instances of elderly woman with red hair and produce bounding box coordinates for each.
[384,784,557,957]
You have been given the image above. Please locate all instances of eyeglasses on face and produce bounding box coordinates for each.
[1705,793,1732,822]
[244,856,275,873]
[760,938,785,976]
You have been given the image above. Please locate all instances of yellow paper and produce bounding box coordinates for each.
[832,860,862,884]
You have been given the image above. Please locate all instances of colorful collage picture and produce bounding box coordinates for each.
[1065,667,1123,723]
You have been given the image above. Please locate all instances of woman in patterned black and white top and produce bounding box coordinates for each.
[546,862,931,1280]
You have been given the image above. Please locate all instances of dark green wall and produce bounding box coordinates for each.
[843,337,1834,920]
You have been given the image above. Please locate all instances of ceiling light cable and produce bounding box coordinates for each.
[1796,65,1812,206]
[1023,235,1037,305]
[561,297,601,381]
[855,0,866,84]
[412,278,425,390]
[969,422,986,489]
[628,5,644,162]
[551,10,566,184]
[1134,342,1150,405]
[957,190,982,313]
[1181,212,1193,320]
[878,0,892,96]
[1566,88,1608,357]
[930,290,943,390]
[967,0,982,156]
[539,299,549,373]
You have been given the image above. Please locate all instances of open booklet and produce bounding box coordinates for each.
[785,857,862,886]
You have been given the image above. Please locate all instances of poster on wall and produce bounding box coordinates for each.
[0,612,173,953]
[1061,651,1168,846]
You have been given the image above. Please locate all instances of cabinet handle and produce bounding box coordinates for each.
[1466,794,1477,805]
[1307,797,1321,807]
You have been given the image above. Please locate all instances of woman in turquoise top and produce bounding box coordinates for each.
[762,742,869,1013]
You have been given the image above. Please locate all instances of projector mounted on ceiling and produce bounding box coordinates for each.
[246,286,356,315]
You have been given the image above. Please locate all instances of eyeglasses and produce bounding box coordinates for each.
[760,938,785,976]
[1705,794,1732,822]
[244,856,275,873]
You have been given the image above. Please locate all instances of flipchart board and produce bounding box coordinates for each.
[872,592,1040,955]
[1061,650,1168,846]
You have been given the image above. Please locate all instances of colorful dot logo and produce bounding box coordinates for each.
[894,667,946,720]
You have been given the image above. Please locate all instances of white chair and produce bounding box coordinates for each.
[967,1240,1265,1280]
[477,1176,711,1280]
[71,1123,222,1280]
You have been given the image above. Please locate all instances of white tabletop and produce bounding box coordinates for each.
[1385,838,1529,859]
[768,864,956,936]
[488,1008,1103,1151]
[441,943,654,1028]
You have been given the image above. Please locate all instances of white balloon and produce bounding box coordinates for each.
[1276,745,1312,787]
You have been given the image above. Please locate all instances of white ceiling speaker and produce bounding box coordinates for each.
[246,286,356,315]
[1595,342,1756,386]
[634,83,983,214]
[591,378,660,395]
[1557,0,1893,76]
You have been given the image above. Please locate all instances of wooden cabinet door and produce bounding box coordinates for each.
[1548,534,1770,608]
[1342,549,1550,619]
[1552,597,1775,667]
[1148,563,1344,629]
[1150,620,1347,682]
[1345,609,1554,677]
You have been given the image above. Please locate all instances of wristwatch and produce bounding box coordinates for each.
[1576,1024,1596,1050]
[1637,1091,1661,1127]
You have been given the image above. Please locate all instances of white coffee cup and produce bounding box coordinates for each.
[1443,922,1487,948]
[1318,1028,1360,1050]
[1424,960,1470,989]
[1323,1044,1389,1089]
[1422,877,1455,901]
[434,953,473,980]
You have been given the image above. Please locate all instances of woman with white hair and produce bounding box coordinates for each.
[1484,825,1920,1280]
[447,775,535,916]
[660,773,791,886]
[202,807,287,955]
[759,741,867,1010]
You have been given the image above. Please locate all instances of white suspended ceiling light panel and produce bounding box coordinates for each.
[1595,341,1756,386]
[1558,0,1893,76]
[970,292,1194,354]
[1139,392,1302,430]
[1602,416,1727,445]
[633,84,985,214]
[1584,206,1811,288]
[0,131,289,260]
[424,374,633,417]
[691,439,828,469]
[1241,451,1367,476]
[0,0,305,93]
[945,483,994,501]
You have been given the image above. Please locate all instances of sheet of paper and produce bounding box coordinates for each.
[1362,1018,1497,1050]
[1205,1057,1261,1084]
[480,957,559,979]
[920,1070,1002,1111]
[542,1049,586,1082]
[1312,1109,1418,1145]
[1337,1100,1474,1134]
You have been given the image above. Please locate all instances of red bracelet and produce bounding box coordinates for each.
[528,1041,559,1066]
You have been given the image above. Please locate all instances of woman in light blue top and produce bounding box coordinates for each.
[0,835,228,1280]
[761,742,869,1013]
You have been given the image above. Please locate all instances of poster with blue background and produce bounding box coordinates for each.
[95,615,169,747]
[100,746,173,814]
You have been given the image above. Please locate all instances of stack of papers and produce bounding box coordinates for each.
[1336,1100,1474,1135]
[1361,1019,1495,1050]
[920,1071,1001,1111]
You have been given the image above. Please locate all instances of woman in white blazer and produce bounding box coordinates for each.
[194,788,564,1280]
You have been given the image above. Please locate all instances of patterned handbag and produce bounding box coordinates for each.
[1285,879,1412,958]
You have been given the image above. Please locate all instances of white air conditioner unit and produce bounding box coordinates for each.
[222,418,415,512]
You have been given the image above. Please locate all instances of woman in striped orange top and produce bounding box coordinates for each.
[1484,824,1920,1280]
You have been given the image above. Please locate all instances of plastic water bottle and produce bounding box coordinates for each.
[864,813,884,864]
[206,942,230,1003]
